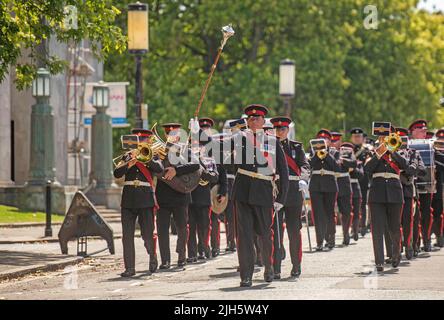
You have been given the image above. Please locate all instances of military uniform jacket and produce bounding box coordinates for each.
[349,156,364,199]
[308,148,341,193]
[399,149,425,199]
[223,130,289,207]
[365,151,409,204]
[434,151,444,200]
[354,144,372,190]
[190,156,219,207]
[156,152,201,207]
[336,152,358,197]
[280,138,310,207]
[113,159,164,209]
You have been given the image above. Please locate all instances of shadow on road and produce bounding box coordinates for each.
[219,283,271,292]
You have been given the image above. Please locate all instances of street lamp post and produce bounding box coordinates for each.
[128,2,149,129]
[90,81,114,189]
[279,59,296,117]
[28,68,57,186]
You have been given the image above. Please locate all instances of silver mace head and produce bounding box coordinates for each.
[221,24,235,48]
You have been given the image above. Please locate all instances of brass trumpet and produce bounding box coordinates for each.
[384,133,402,152]
[316,149,328,160]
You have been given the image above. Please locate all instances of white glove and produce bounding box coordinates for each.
[189,117,200,134]
[298,180,309,192]
[274,202,284,213]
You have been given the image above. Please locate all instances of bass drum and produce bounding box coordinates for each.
[155,157,202,194]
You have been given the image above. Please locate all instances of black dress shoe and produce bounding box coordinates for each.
[120,269,136,277]
[212,248,220,258]
[353,233,359,241]
[264,270,274,283]
[343,234,350,246]
[385,257,392,264]
[315,245,324,252]
[423,242,432,252]
[327,243,335,249]
[159,262,170,270]
[149,255,158,273]
[177,260,186,268]
[186,257,197,263]
[240,278,252,287]
[392,256,401,268]
[291,265,301,277]
[273,273,281,280]
[360,228,367,237]
[376,265,384,272]
[198,253,206,260]
[405,246,413,260]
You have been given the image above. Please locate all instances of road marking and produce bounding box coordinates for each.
[111,288,124,293]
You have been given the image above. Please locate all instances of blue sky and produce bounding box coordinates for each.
[417,0,444,12]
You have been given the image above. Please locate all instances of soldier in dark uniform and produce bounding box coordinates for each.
[309,129,341,251]
[113,129,164,277]
[156,123,201,269]
[364,131,409,272]
[384,127,426,262]
[350,128,372,237]
[270,117,310,279]
[409,119,434,252]
[432,129,444,248]
[187,128,219,262]
[339,142,363,244]
[198,118,226,258]
[219,104,289,287]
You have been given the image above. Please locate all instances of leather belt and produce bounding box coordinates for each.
[237,169,275,181]
[275,175,301,181]
[124,180,151,187]
[350,178,359,184]
[312,169,336,176]
[226,174,236,180]
[335,172,350,178]
[372,172,400,180]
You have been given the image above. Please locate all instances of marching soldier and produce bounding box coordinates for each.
[309,129,341,251]
[219,104,289,287]
[350,128,372,237]
[270,117,310,278]
[432,129,444,248]
[338,142,362,244]
[113,129,164,277]
[409,119,434,252]
[156,123,201,269]
[364,130,409,272]
[187,129,219,262]
[198,118,226,258]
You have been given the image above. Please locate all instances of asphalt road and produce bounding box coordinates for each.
[1,225,444,300]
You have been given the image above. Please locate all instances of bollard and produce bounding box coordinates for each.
[45,180,53,237]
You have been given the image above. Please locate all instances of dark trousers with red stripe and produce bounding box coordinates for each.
[337,195,352,238]
[401,198,414,249]
[360,184,369,228]
[210,212,221,250]
[121,208,156,270]
[351,196,362,236]
[157,206,188,264]
[431,195,443,240]
[234,201,274,281]
[310,192,337,246]
[369,202,402,266]
[413,202,421,250]
[419,193,433,246]
[188,205,211,258]
[224,199,236,248]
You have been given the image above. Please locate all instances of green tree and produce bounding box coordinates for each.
[0,0,126,89]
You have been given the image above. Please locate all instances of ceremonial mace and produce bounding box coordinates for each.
[192,25,235,123]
